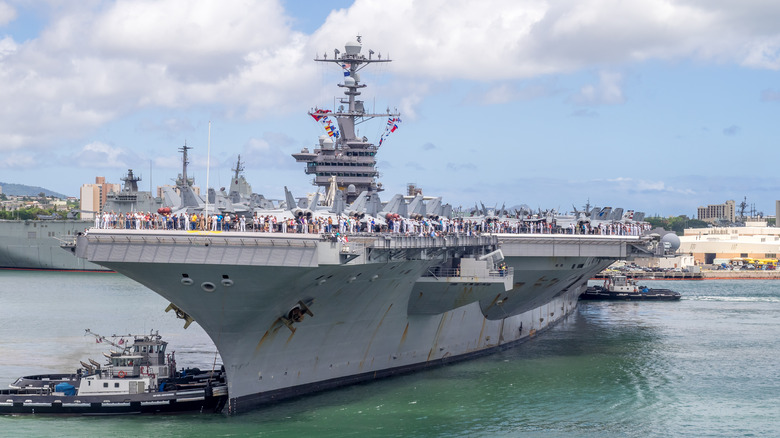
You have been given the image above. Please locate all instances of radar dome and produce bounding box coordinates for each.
[660,233,680,251]
[347,184,357,194]
[344,76,356,86]
[345,40,361,55]
[322,137,334,150]
[318,135,328,146]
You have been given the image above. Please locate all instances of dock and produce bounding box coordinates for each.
[595,270,780,280]
[594,271,702,280]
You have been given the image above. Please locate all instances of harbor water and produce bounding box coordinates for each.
[1,271,778,437]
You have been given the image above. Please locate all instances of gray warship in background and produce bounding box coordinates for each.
[0,145,256,271]
[0,170,148,271]
[0,169,164,271]
[72,37,656,415]
[0,218,101,271]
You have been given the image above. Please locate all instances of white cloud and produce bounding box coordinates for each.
[473,81,560,105]
[0,35,16,59]
[139,118,198,140]
[2,0,780,157]
[572,71,624,105]
[0,2,15,26]
[601,177,695,195]
[241,135,299,170]
[0,0,312,153]
[153,154,184,170]
[317,0,780,80]
[741,36,780,70]
[72,141,134,168]
[0,152,35,168]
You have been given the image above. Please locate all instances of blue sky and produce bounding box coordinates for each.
[1,0,780,217]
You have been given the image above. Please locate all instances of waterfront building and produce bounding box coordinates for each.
[697,200,735,223]
[775,201,780,227]
[79,177,120,220]
[680,221,780,265]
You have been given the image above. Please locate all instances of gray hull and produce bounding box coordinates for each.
[0,220,108,271]
[76,229,648,414]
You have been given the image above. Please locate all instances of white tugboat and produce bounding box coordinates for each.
[0,330,227,415]
[580,274,681,301]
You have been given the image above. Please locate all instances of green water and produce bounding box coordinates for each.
[1,272,778,437]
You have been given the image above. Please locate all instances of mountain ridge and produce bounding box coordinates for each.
[0,181,69,199]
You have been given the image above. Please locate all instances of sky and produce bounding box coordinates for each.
[1,0,780,217]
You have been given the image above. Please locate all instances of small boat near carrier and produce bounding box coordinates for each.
[580,274,681,301]
[0,330,227,415]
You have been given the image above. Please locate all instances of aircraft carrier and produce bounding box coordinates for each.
[72,37,656,414]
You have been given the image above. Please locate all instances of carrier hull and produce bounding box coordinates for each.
[76,229,647,414]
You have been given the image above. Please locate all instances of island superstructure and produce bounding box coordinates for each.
[293,36,397,201]
[72,37,656,414]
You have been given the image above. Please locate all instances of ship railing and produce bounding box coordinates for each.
[364,234,498,250]
[422,267,514,279]
[54,235,77,247]
[340,242,364,255]
[11,386,53,396]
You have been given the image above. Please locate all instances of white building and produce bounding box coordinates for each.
[680,222,780,265]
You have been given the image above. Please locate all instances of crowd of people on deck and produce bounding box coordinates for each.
[92,210,651,237]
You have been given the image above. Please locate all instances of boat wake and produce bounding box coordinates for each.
[686,295,780,303]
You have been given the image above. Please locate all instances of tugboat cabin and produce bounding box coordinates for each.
[111,355,143,377]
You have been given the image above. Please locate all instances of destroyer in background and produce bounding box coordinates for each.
[73,37,657,414]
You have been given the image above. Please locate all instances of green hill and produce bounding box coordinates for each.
[0,181,69,199]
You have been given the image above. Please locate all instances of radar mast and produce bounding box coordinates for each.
[293,36,400,202]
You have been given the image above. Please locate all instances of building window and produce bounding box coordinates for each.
[766,254,776,258]
[740,253,748,258]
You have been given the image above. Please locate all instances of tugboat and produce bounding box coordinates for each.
[0,330,227,415]
[580,274,681,301]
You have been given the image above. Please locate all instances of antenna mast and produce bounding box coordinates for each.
[205,121,211,220]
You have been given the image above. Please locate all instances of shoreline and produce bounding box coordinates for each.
[595,270,780,280]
